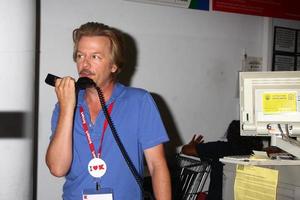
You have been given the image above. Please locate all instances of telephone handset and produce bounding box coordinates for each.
[45,73,95,89]
[45,73,144,194]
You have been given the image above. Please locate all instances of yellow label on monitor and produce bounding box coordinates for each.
[262,92,297,114]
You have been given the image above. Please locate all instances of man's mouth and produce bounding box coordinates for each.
[79,70,95,77]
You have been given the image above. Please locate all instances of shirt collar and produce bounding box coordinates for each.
[77,82,124,106]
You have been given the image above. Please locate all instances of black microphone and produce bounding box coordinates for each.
[45,73,96,89]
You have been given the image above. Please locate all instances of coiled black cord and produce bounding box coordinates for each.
[94,86,144,196]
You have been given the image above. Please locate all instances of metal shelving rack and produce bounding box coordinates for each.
[175,154,211,200]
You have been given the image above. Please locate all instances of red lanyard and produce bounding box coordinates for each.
[79,102,114,158]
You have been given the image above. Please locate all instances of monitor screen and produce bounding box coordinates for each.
[240,71,300,137]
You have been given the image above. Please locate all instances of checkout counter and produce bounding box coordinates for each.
[220,149,300,200]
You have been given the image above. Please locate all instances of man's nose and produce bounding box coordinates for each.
[82,56,91,68]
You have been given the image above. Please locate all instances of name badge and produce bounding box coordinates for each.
[82,188,114,200]
[88,158,107,178]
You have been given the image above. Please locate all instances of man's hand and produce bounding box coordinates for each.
[55,76,76,111]
[181,134,204,156]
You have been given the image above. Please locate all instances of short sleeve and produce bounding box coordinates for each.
[50,103,60,139]
[138,92,169,150]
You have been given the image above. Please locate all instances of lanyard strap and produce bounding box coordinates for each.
[79,102,115,158]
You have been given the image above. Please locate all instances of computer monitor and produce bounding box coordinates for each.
[240,71,300,137]
[239,71,300,157]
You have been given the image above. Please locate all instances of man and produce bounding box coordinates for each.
[46,22,171,200]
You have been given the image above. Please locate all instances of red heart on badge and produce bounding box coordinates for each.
[93,165,98,170]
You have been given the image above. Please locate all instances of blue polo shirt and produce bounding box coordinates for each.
[51,83,169,200]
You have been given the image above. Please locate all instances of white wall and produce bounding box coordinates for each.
[0,139,32,199]
[273,18,300,29]
[38,0,266,199]
[0,0,35,112]
[0,0,35,199]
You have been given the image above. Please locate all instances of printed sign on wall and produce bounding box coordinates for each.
[125,0,209,11]
[213,0,300,21]
[272,27,300,71]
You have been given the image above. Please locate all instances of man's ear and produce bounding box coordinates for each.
[111,64,118,73]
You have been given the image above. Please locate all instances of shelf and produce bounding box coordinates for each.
[220,157,300,166]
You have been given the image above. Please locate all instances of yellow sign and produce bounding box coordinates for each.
[262,92,297,114]
[234,165,278,200]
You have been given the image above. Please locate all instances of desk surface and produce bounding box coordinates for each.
[220,157,300,165]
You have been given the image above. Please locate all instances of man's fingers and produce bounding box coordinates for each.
[194,134,204,143]
[55,77,75,88]
[192,134,196,141]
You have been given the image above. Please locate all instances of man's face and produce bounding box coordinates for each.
[75,36,117,88]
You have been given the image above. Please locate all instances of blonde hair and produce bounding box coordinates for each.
[72,22,124,75]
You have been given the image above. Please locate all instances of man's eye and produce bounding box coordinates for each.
[92,55,101,60]
[76,54,83,59]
